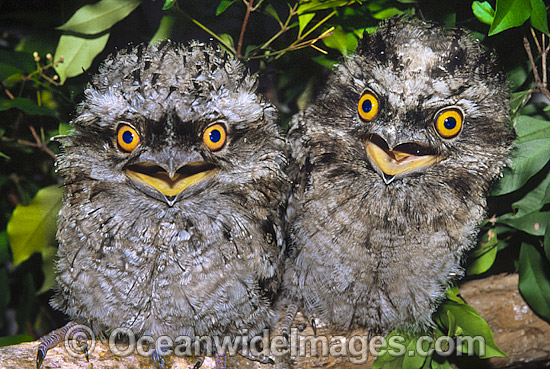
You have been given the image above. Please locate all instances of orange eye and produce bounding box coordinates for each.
[434,108,463,139]
[358,92,379,121]
[202,124,227,151]
[117,124,140,152]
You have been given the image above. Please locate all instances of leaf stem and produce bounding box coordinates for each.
[260,3,298,51]
[177,8,236,55]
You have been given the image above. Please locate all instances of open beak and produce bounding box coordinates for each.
[365,134,442,184]
[125,161,218,204]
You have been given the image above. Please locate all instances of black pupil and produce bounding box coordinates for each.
[122,130,134,144]
[362,98,372,113]
[444,117,456,130]
[209,129,221,143]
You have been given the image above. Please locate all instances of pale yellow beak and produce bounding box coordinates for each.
[365,140,441,183]
[125,162,217,197]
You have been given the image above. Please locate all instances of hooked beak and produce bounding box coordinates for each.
[125,161,218,205]
[365,134,442,184]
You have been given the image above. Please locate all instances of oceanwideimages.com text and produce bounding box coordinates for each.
[62,324,487,364]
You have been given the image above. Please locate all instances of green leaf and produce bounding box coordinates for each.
[373,7,404,20]
[445,309,458,336]
[150,14,176,43]
[545,217,550,261]
[312,55,339,69]
[53,33,110,84]
[37,244,57,295]
[492,139,550,195]
[498,165,549,235]
[0,269,7,328]
[162,0,177,10]
[322,26,358,56]
[0,335,33,347]
[0,50,35,74]
[0,97,57,117]
[299,13,315,36]
[216,0,237,15]
[492,115,550,195]
[510,90,531,115]
[472,1,495,25]
[264,4,282,24]
[499,210,548,236]
[56,0,141,35]
[437,301,507,358]
[372,331,407,369]
[6,185,63,267]
[402,335,429,369]
[217,33,235,55]
[515,115,550,140]
[0,64,23,82]
[0,231,9,264]
[444,285,465,304]
[530,0,549,35]
[15,33,60,57]
[58,122,72,136]
[467,229,498,275]
[518,242,550,320]
[297,0,351,15]
[488,0,531,36]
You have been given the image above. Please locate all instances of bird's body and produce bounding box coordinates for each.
[282,19,513,334]
[52,41,288,343]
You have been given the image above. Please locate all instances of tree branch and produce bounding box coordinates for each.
[2,274,548,368]
[237,0,254,57]
[524,32,550,102]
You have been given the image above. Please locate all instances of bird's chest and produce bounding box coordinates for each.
[56,202,265,334]
[295,177,475,327]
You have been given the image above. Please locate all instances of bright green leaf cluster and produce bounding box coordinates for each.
[373,287,506,369]
[472,0,549,35]
[2,2,550,366]
[53,0,141,84]
[7,185,63,267]
[467,229,499,276]
[519,243,550,321]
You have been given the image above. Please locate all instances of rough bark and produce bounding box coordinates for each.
[0,273,548,369]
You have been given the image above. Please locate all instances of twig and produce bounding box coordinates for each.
[249,27,334,60]
[237,0,254,57]
[289,28,334,50]
[543,33,548,86]
[177,8,236,55]
[259,3,298,51]
[523,33,550,102]
[1,80,14,99]
[530,28,542,53]
[3,88,14,100]
[16,126,57,160]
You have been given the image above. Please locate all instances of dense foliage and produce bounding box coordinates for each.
[1,0,549,368]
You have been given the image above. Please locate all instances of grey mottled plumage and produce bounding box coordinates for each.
[52,41,289,344]
[282,19,513,334]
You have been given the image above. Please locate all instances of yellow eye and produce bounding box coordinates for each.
[203,124,227,151]
[434,108,463,139]
[358,92,379,121]
[117,124,140,152]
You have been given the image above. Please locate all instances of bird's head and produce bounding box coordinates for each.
[56,41,286,208]
[312,18,514,190]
